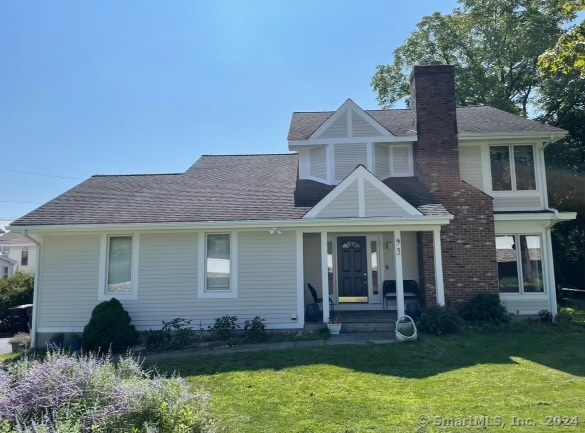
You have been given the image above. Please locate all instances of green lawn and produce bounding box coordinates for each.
[156,324,585,433]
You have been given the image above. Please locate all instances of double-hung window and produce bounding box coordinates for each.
[100,234,138,300]
[496,235,544,294]
[490,145,536,191]
[199,232,237,298]
[0,247,9,258]
[21,248,28,266]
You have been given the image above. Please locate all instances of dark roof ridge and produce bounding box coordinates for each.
[91,173,184,178]
[200,153,295,157]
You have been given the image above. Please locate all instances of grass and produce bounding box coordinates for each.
[0,352,21,363]
[156,323,585,433]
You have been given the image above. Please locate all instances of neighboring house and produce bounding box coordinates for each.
[8,64,576,347]
[0,232,37,274]
[0,255,17,279]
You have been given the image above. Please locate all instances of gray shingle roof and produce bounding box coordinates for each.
[11,155,448,226]
[0,232,34,245]
[288,106,565,140]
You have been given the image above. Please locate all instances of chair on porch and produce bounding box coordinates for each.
[382,280,420,313]
[306,283,335,321]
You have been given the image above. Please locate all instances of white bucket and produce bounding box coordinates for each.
[395,315,418,341]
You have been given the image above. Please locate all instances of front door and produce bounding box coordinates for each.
[337,236,368,302]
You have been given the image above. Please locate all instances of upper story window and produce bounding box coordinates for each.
[490,145,536,191]
[0,247,9,258]
[21,248,28,266]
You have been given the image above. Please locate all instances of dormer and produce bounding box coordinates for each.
[288,99,417,185]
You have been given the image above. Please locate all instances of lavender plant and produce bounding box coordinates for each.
[0,350,215,433]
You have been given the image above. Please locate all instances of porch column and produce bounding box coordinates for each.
[394,230,405,317]
[433,228,446,306]
[296,231,305,326]
[320,231,330,323]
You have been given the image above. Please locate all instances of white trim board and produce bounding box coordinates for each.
[309,99,391,139]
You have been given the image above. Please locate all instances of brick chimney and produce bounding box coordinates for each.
[409,62,500,306]
[410,62,460,190]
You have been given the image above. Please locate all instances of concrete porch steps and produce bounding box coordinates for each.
[334,311,397,334]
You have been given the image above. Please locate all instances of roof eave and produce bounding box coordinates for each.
[7,215,454,233]
[458,131,568,144]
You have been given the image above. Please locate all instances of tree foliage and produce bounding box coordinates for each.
[372,0,569,116]
[539,0,585,78]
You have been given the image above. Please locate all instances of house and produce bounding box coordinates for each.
[8,64,576,347]
[0,232,37,275]
[0,255,17,279]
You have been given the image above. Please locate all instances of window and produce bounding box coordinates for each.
[370,240,379,295]
[21,248,28,266]
[0,247,9,258]
[106,236,133,293]
[2,267,8,279]
[206,234,231,291]
[496,235,544,294]
[327,241,334,295]
[490,145,536,191]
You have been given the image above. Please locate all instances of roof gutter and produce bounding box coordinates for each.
[22,230,41,349]
[7,215,454,234]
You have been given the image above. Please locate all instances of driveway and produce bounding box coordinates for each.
[0,337,11,354]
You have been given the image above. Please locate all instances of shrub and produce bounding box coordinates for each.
[209,315,239,341]
[144,318,198,351]
[0,349,216,432]
[418,305,461,335]
[538,310,553,323]
[556,307,575,324]
[243,316,266,342]
[460,294,512,324]
[0,272,34,332]
[8,332,31,351]
[82,298,138,353]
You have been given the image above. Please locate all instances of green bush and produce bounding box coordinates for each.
[556,307,575,324]
[460,294,512,324]
[82,298,138,353]
[144,318,199,351]
[0,272,34,332]
[243,316,266,342]
[418,305,461,335]
[209,315,239,341]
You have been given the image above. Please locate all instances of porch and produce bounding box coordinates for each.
[300,228,445,324]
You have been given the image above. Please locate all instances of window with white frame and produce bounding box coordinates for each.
[496,234,544,293]
[0,247,9,258]
[205,233,231,291]
[489,144,536,191]
[2,266,8,279]
[106,235,133,293]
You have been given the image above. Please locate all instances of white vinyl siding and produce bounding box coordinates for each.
[319,114,348,138]
[374,144,389,179]
[493,195,542,210]
[36,231,299,334]
[390,145,411,176]
[318,181,360,218]
[459,146,483,189]
[334,143,367,182]
[351,111,379,137]
[500,295,550,315]
[37,235,101,330]
[309,146,327,179]
[364,181,411,217]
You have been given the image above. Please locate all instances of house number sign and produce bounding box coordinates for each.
[395,237,401,256]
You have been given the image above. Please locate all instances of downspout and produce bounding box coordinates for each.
[22,230,41,348]
[545,207,560,316]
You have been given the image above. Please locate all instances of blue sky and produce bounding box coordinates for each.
[0,0,457,229]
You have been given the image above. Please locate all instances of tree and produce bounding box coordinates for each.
[538,71,585,289]
[372,0,569,116]
[539,0,585,78]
